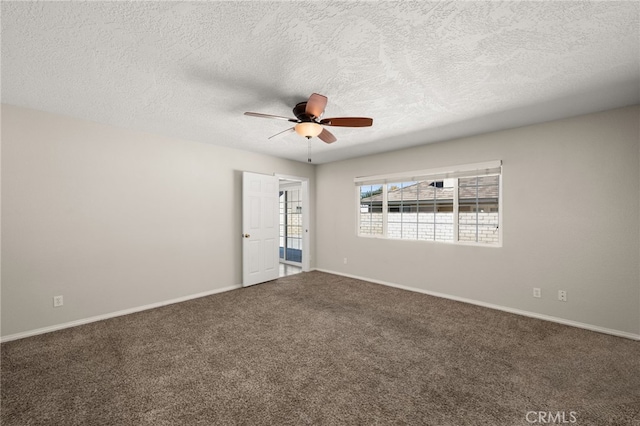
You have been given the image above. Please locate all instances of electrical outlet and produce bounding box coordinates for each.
[53,295,64,307]
[533,288,541,298]
[343,258,347,264]
[558,290,567,302]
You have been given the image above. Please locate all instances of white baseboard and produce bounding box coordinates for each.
[0,284,242,343]
[5,272,638,343]
[313,268,640,341]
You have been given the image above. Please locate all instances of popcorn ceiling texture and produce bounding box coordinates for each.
[2,1,638,163]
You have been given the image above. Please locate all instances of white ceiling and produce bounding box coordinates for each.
[2,2,639,164]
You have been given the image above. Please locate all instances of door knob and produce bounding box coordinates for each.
[243,234,250,238]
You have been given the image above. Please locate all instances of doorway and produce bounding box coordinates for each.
[277,175,309,277]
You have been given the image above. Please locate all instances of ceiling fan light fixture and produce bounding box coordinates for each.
[295,122,322,139]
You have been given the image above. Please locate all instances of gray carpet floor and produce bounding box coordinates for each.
[1,271,638,425]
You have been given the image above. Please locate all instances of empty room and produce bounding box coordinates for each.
[1,2,639,425]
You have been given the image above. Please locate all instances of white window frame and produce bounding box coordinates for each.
[355,161,502,247]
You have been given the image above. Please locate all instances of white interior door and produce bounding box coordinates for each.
[242,171,279,287]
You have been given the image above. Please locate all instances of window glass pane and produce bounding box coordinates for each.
[402,212,417,223]
[360,184,383,201]
[477,225,500,244]
[418,223,435,241]
[289,238,302,250]
[417,204,434,213]
[458,174,499,244]
[435,212,453,224]
[477,210,499,227]
[459,177,478,187]
[477,175,499,186]
[359,184,383,236]
[418,211,432,226]
[435,187,454,201]
[458,225,477,242]
[435,224,453,242]
[359,223,370,234]
[458,202,477,214]
[387,181,417,239]
[430,180,454,239]
[387,222,400,238]
[401,223,417,239]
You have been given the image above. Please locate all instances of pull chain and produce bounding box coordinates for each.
[307,138,312,163]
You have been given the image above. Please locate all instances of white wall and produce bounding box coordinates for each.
[316,106,640,336]
[2,105,638,339]
[1,105,315,338]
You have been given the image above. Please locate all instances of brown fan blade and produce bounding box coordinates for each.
[268,127,295,139]
[244,112,299,123]
[305,93,328,119]
[318,128,337,144]
[319,117,373,127]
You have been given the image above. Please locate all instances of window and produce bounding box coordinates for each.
[356,161,501,246]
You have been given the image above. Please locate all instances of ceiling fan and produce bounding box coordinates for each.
[244,93,373,144]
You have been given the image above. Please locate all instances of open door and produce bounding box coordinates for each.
[242,171,280,287]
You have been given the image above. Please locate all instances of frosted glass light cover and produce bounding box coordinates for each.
[295,122,322,138]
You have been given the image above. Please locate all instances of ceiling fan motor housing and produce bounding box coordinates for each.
[293,102,315,122]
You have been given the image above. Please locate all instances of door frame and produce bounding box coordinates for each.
[276,174,310,273]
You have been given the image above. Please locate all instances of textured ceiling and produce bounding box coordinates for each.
[2,1,639,164]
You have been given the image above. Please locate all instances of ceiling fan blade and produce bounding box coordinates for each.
[319,117,373,127]
[318,128,337,144]
[268,127,295,139]
[305,93,328,119]
[244,112,299,123]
